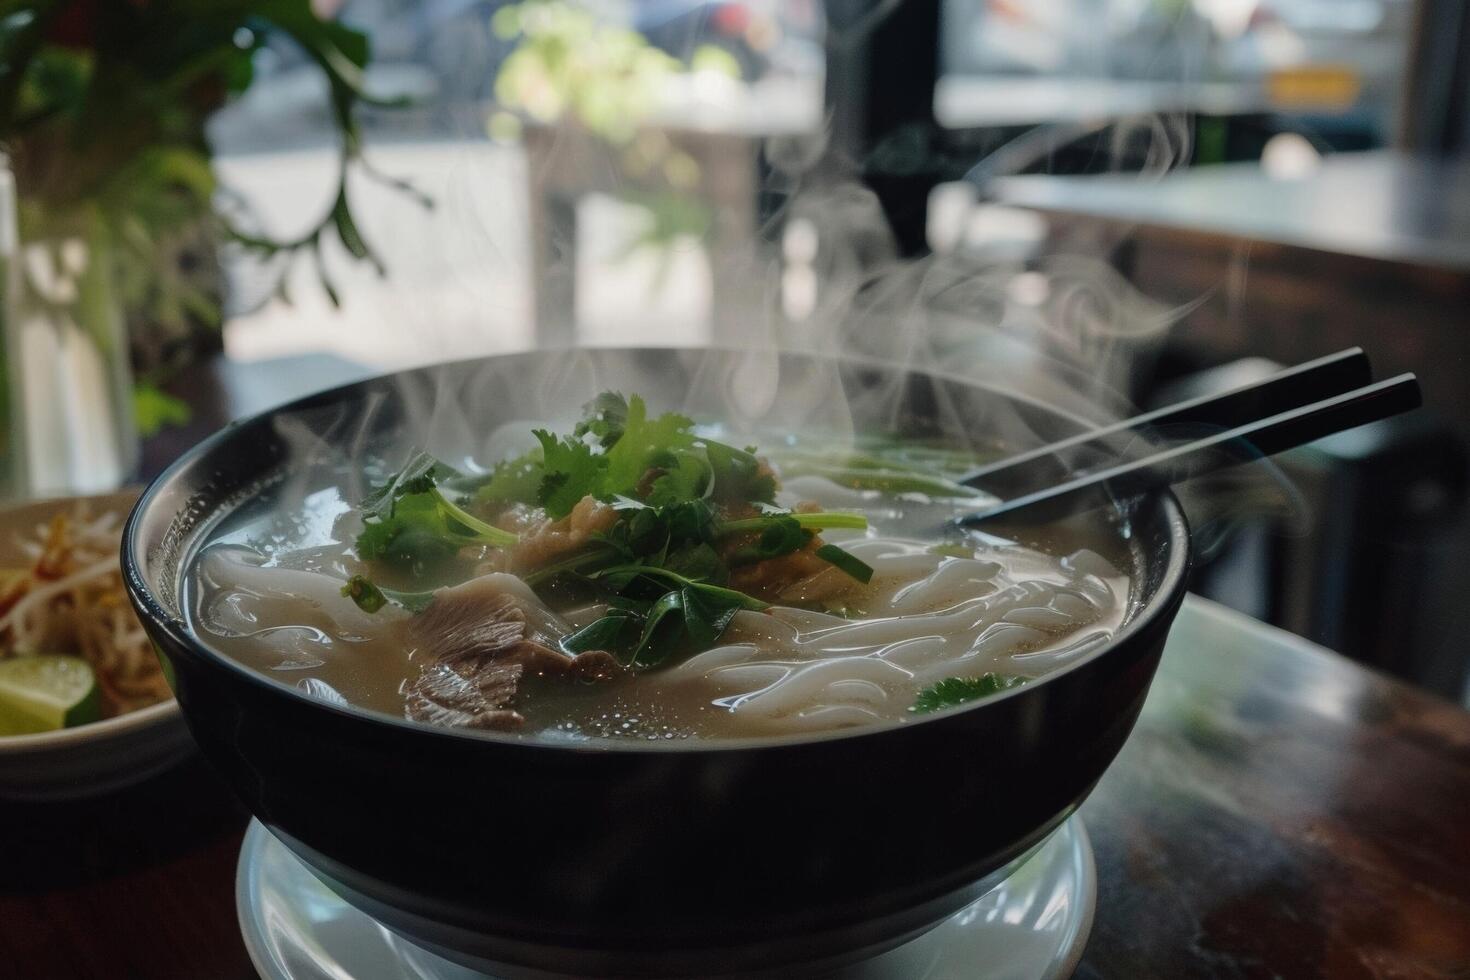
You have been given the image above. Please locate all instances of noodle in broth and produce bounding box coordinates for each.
[189,466,1131,741]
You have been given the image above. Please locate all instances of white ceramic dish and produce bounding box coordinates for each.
[237,816,1097,980]
[0,491,191,800]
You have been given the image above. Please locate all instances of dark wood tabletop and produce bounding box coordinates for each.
[3,355,1468,979]
[2,593,1467,979]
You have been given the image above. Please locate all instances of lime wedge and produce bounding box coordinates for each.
[0,656,102,736]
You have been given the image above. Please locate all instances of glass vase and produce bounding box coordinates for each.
[4,204,138,496]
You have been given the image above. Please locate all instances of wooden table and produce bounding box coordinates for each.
[2,595,1467,979]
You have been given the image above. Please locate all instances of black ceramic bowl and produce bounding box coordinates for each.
[123,347,1189,978]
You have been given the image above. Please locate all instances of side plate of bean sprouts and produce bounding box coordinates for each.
[0,497,170,720]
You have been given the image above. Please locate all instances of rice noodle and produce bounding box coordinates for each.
[641,539,1126,734]
[189,472,1133,738]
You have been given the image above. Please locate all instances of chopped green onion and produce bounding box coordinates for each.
[813,544,874,584]
[715,511,868,535]
[341,575,386,613]
[341,575,437,614]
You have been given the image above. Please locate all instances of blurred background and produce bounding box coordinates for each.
[2,0,1468,704]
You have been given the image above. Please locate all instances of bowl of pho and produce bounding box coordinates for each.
[122,347,1189,977]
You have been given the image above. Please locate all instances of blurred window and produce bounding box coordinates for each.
[937,0,1416,148]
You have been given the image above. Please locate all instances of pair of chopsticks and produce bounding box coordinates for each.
[957,348,1421,524]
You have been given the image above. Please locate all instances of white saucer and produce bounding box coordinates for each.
[238,817,1096,980]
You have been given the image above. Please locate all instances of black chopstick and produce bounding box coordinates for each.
[958,373,1421,525]
[960,348,1373,497]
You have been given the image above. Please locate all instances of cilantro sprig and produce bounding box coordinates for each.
[355,451,518,578]
[572,570,765,668]
[910,674,1026,714]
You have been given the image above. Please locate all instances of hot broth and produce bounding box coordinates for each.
[186,394,1136,741]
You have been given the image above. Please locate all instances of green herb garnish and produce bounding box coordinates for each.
[475,452,546,505]
[813,544,875,584]
[715,511,869,534]
[341,575,436,614]
[355,452,518,577]
[910,674,1026,714]
[726,516,810,566]
[361,451,457,519]
[352,392,878,668]
[763,441,989,499]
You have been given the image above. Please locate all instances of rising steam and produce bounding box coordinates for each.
[248,1,1300,546]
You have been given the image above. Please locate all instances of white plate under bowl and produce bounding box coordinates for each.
[238,815,1096,980]
[0,491,192,800]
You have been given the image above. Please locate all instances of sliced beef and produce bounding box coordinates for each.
[565,649,621,682]
[406,659,526,730]
[403,578,623,731]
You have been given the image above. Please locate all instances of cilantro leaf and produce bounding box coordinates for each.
[355,492,466,577]
[704,440,775,504]
[665,499,716,542]
[362,451,461,520]
[645,451,710,507]
[574,392,631,447]
[475,450,545,506]
[356,476,516,579]
[534,429,606,519]
[601,395,696,497]
[814,544,874,584]
[625,508,668,555]
[664,542,726,583]
[613,583,748,667]
[591,500,715,568]
[728,516,811,566]
[910,674,1025,714]
[590,565,768,611]
[522,546,621,588]
[757,517,809,555]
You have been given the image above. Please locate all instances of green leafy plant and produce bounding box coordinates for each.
[489,2,739,275]
[0,0,422,428]
[131,380,191,437]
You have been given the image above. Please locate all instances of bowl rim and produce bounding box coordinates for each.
[122,345,1191,755]
[0,488,180,753]
[0,697,180,754]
